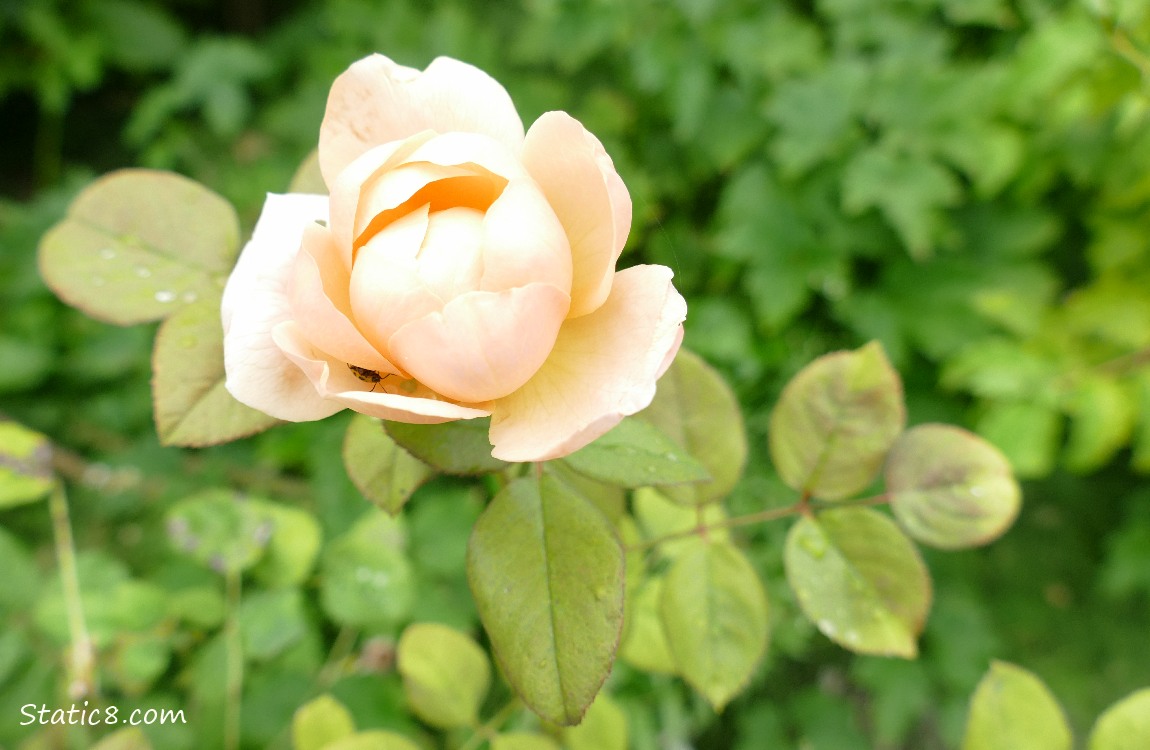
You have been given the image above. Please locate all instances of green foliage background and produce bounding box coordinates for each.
[2,0,1150,747]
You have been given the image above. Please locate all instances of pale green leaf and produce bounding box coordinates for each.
[166,489,273,574]
[0,420,54,509]
[785,508,930,658]
[323,731,421,750]
[152,297,278,446]
[660,541,769,710]
[632,486,729,559]
[385,418,508,475]
[467,475,624,725]
[562,417,710,489]
[1088,688,1150,750]
[344,414,432,515]
[770,341,905,500]
[491,733,561,750]
[887,424,1021,549]
[545,461,627,523]
[962,661,1072,750]
[639,348,747,505]
[320,510,414,629]
[290,150,327,194]
[292,694,356,750]
[38,169,238,325]
[619,576,677,675]
[397,622,490,730]
[90,728,153,750]
[248,501,323,588]
[564,692,627,750]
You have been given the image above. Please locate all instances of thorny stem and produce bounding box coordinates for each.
[224,569,244,750]
[49,482,95,699]
[458,699,521,750]
[625,492,891,553]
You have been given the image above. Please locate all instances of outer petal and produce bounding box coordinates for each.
[273,322,490,423]
[289,224,398,373]
[222,193,342,422]
[319,54,525,188]
[479,179,572,295]
[388,283,571,403]
[488,265,686,462]
[522,111,632,317]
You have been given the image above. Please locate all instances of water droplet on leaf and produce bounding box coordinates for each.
[155,290,176,303]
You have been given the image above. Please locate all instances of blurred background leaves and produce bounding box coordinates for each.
[3,0,1150,747]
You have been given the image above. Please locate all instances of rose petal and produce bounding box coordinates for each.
[478,178,572,295]
[403,132,528,181]
[222,193,343,422]
[329,134,437,265]
[522,111,632,317]
[388,283,571,403]
[319,54,525,188]
[289,223,398,373]
[273,321,490,423]
[417,207,485,301]
[349,205,441,357]
[488,265,686,462]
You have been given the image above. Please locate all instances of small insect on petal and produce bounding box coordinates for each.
[347,363,387,392]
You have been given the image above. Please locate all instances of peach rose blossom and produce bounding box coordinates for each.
[221,54,686,462]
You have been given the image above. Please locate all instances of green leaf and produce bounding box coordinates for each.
[784,508,930,658]
[292,694,356,750]
[166,489,273,574]
[564,692,628,750]
[343,415,432,515]
[385,418,508,475]
[961,661,1072,750]
[0,420,54,508]
[659,541,769,711]
[396,622,490,730]
[239,588,308,661]
[769,341,905,500]
[467,475,624,725]
[561,417,710,489]
[248,501,323,588]
[320,510,415,629]
[107,633,170,694]
[841,145,961,258]
[1064,375,1136,473]
[152,297,278,446]
[1088,688,1150,750]
[632,486,729,558]
[90,728,153,750]
[89,0,186,72]
[38,169,239,325]
[639,348,747,505]
[323,731,421,750]
[491,734,561,750]
[886,424,1021,549]
[0,527,41,615]
[976,400,1061,478]
[619,576,677,675]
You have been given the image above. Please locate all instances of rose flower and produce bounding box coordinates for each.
[222,54,686,462]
